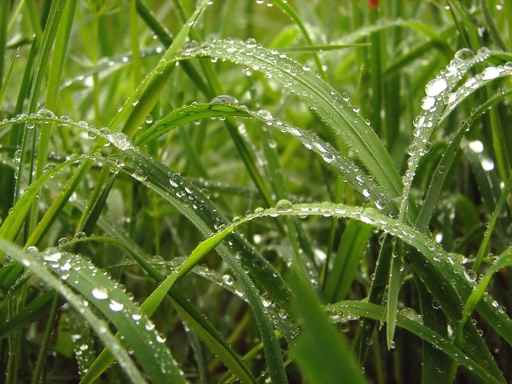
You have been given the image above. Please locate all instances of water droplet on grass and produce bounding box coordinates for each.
[468,140,484,153]
[44,252,62,263]
[210,94,239,105]
[481,158,494,171]
[109,300,124,312]
[425,78,448,96]
[91,288,109,300]
[481,66,501,80]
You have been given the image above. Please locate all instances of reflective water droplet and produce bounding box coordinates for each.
[275,199,292,210]
[210,94,239,105]
[481,66,501,80]
[421,96,436,111]
[44,252,62,263]
[145,321,156,331]
[222,274,234,286]
[425,78,448,96]
[109,300,124,312]
[91,288,108,300]
[481,158,494,171]
[468,140,484,153]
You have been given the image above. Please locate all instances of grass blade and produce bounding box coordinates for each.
[179,38,402,200]
[0,240,147,384]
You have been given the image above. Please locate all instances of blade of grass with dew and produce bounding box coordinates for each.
[0,113,293,311]
[139,0,283,210]
[417,88,512,230]
[35,247,187,383]
[163,200,506,380]
[136,101,391,209]
[75,210,258,384]
[328,301,503,384]
[385,48,507,349]
[177,38,402,200]
[461,247,512,333]
[0,240,148,384]
[47,120,291,383]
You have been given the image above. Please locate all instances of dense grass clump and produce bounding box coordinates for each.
[1,0,512,383]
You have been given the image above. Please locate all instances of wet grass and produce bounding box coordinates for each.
[0,0,512,383]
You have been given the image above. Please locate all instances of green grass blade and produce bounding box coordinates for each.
[70,212,257,384]
[472,174,512,272]
[110,0,210,135]
[269,0,325,77]
[289,271,367,384]
[416,88,512,230]
[179,38,402,199]
[0,240,148,384]
[137,101,390,207]
[329,301,503,384]
[36,248,186,383]
[167,200,507,380]
[323,220,372,303]
[0,155,89,248]
[385,243,402,349]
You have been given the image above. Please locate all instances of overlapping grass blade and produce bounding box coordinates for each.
[136,101,390,208]
[77,208,257,384]
[178,38,402,200]
[0,240,147,384]
[109,0,210,135]
[164,200,507,381]
[35,247,186,383]
[328,301,503,384]
[28,115,291,383]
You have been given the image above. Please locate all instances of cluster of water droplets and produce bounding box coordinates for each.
[34,248,182,379]
[401,47,493,214]
[443,61,512,115]
[178,39,388,200]
[205,94,388,209]
[239,201,477,293]
[61,46,167,90]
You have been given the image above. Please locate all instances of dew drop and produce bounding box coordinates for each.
[275,199,292,210]
[44,252,62,263]
[91,288,108,300]
[481,66,501,80]
[425,78,448,96]
[421,96,436,111]
[210,94,239,105]
[468,140,484,153]
[109,300,124,312]
[481,158,494,171]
